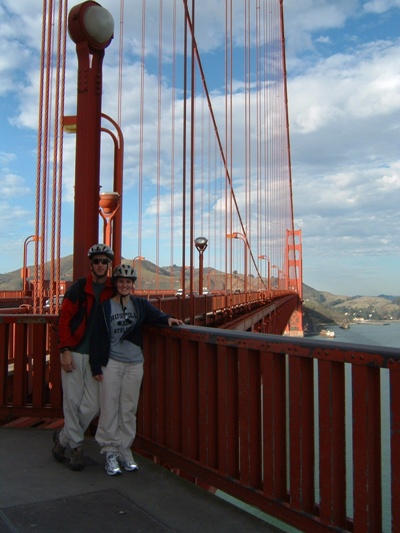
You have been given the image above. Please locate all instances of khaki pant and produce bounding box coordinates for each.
[59,351,100,449]
[95,358,144,460]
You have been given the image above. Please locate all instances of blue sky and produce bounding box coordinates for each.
[0,0,399,297]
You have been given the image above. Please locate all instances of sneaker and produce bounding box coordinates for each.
[52,429,66,462]
[120,457,138,472]
[69,446,84,471]
[105,452,122,476]
[117,448,138,472]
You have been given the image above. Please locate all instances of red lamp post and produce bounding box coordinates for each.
[271,265,280,290]
[68,1,114,279]
[132,256,145,290]
[21,235,41,294]
[63,112,124,267]
[194,237,208,295]
[227,232,248,294]
[258,255,271,291]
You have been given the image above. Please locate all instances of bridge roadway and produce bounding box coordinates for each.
[0,427,285,533]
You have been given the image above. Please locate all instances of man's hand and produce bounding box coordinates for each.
[60,350,76,373]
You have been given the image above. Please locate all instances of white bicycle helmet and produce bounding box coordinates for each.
[88,243,114,260]
[112,264,137,281]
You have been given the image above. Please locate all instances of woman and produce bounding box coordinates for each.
[90,264,183,475]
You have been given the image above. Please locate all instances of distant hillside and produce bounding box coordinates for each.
[0,257,254,294]
[1,256,399,323]
[302,283,400,324]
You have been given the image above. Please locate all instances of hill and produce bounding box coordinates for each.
[302,283,400,325]
[1,257,399,324]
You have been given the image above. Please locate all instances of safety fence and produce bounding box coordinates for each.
[1,315,399,532]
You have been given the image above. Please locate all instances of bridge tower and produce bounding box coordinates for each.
[285,229,303,336]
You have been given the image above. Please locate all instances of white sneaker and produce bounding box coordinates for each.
[118,448,138,471]
[105,452,122,476]
[121,457,138,472]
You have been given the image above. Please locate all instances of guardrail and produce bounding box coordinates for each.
[1,315,397,531]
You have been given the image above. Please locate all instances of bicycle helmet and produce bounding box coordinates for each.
[112,264,137,281]
[88,243,114,260]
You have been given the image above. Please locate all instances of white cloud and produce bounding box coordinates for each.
[0,173,31,198]
[0,0,400,295]
[363,0,400,14]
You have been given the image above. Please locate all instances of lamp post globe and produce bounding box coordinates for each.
[194,236,208,253]
[83,5,114,44]
[68,1,114,50]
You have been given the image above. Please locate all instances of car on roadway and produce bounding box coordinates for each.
[44,295,64,312]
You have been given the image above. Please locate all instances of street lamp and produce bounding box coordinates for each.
[132,256,145,290]
[67,1,114,280]
[63,112,124,266]
[99,191,120,247]
[227,232,248,293]
[21,235,41,294]
[258,255,270,291]
[271,265,280,290]
[194,236,208,295]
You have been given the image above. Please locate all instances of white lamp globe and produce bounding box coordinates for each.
[83,5,114,44]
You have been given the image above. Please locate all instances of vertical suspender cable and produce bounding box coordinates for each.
[169,0,177,289]
[224,0,231,292]
[56,0,68,298]
[138,1,146,274]
[40,0,54,310]
[34,0,49,312]
[49,0,67,310]
[118,0,125,126]
[155,0,164,288]
[189,0,196,298]
[181,0,188,293]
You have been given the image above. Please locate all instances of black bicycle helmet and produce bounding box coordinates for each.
[88,243,114,260]
[112,264,137,281]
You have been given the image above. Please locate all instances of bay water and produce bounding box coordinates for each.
[324,320,400,349]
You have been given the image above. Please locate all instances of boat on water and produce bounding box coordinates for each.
[340,320,350,329]
[319,329,335,338]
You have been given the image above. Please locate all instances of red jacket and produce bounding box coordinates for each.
[58,275,115,351]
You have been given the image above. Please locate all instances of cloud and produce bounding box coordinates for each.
[363,0,400,14]
[0,0,399,296]
[289,39,400,133]
[0,173,31,198]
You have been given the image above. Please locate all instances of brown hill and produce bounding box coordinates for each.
[1,257,399,322]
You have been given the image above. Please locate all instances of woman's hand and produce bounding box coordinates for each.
[168,317,184,326]
[94,374,103,382]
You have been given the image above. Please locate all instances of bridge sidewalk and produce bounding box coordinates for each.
[0,427,284,533]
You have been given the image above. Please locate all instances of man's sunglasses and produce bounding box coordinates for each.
[92,258,109,265]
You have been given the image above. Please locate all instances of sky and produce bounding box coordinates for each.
[0,0,399,296]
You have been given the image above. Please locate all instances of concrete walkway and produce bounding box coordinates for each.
[0,428,285,533]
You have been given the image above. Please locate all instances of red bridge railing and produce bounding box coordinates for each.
[1,314,398,532]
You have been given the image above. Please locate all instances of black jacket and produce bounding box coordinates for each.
[89,296,171,376]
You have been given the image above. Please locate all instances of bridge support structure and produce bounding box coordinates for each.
[285,229,303,336]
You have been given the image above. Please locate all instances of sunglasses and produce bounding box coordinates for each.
[92,258,109,265]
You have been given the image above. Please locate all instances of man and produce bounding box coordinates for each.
[52,243,115,471]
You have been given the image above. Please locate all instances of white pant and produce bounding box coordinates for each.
[60,351,100,449]
[95,359,144,458]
